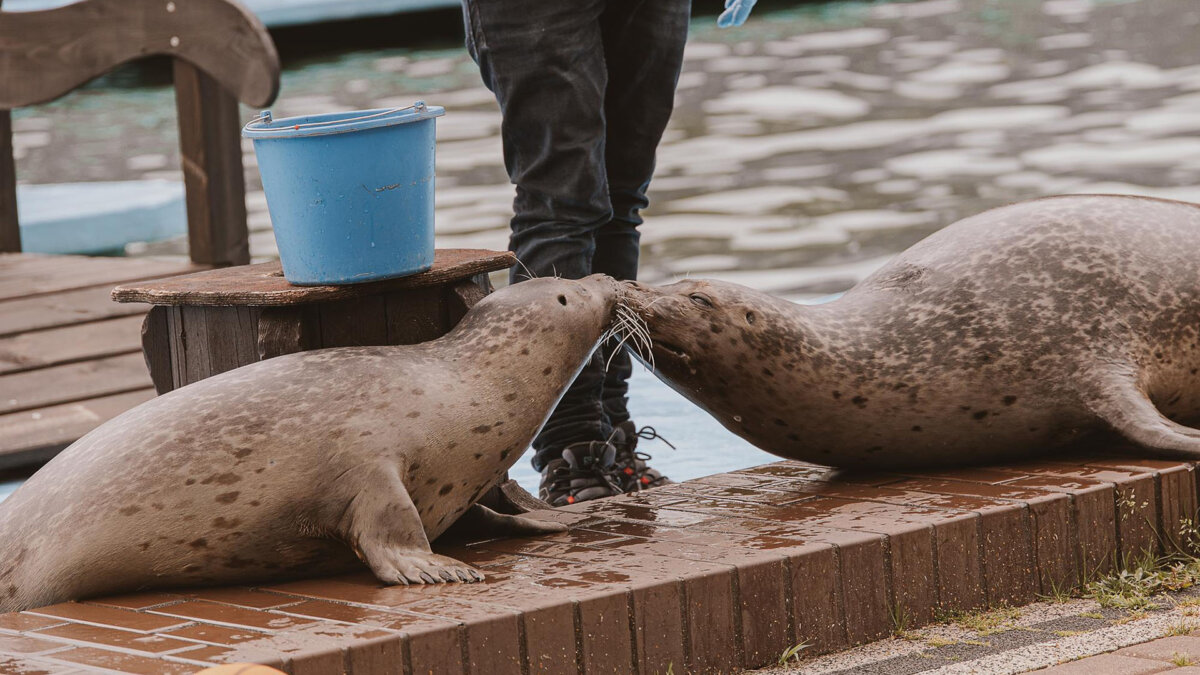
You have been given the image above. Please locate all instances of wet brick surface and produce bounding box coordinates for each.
[0,455,1196,673]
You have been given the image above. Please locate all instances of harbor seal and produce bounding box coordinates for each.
[0,275,620,613]
[619,195,1200,469]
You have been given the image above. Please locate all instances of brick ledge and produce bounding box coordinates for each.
[0,452,1194,674]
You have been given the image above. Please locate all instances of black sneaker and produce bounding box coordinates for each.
[539,441,624,507]
[610,421,673,493]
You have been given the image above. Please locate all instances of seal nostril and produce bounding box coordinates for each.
[557,295,567,306]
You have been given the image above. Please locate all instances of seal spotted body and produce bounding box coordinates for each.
[0,275,620,613]
[621,195,1200,469]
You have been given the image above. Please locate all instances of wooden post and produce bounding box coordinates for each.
[173,60,250,267]
[140,307,174,395]
[0,110,19,253]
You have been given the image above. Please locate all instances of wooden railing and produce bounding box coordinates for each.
[0,0,281,266]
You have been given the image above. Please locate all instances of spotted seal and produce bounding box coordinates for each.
[620,195,1200,469]
[0,275,620,613]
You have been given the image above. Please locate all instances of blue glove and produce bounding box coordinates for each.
[717,0,756,27]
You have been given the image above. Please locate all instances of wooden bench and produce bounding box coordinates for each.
[0,0,280,469]
[111,249,516,392]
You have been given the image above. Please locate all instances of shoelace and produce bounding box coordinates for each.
[634,425,677,450]
[614,426,675,487]
[548,463,623,505]
[626,453,670,487]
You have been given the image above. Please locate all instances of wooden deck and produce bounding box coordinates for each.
[4,0,461,28]
[0,253,201,469]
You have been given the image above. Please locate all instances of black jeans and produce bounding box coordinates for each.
[463,0,691,470]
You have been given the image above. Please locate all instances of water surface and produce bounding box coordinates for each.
[8,0,1200,496]
[0,479,22,504]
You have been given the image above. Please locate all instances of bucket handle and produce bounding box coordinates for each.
[247,102,428,132]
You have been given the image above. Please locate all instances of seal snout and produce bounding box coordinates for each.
[614,279,659,313]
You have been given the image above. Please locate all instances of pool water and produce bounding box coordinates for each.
[507,366,779,496]
[0,479,21,504]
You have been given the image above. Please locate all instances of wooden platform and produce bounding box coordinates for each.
[112,249,514,307]
[113,248,516,395]
[3,0,460,28]
[0,454,1193,674]
[0,250,514,471]
[0,253,201,470]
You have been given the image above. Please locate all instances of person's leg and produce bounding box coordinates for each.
[593,0,692,427]
[462,0,613,471]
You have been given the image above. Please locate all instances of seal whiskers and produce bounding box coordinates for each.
[605,302,654,372]
[620,303,656,369]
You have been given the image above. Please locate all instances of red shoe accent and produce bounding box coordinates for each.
[640,476,651,485]
[566,496,576,504]
[623,467,634,475]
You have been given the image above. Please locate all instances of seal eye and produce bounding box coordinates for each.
[689,293,713,308]
[746,312,756,325]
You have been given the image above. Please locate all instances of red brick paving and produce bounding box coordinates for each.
[1032,653,1175,674]
[0,455,1195,674]
[1029,631,1200,674]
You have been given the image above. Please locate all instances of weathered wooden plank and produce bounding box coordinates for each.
[0,314,144,375]
[159,306,262,390]
[0,284,149,337]
[178,306,213,387]
[320,296,389,348]
[385,287,446,345]
[166,306,187,391]
[0,109,18,253]
[444,274,491,328]
[232,306,261,368]
[200,306,261,377]
[0,0,465,30]
[174,61,250,267]
[0,389,155,469]
[0,253,199,301]
[197,307,255,378]
[0,352,152,414]
[141,307,174,395]
[112,249,516,306]
[257,306,318,361]
[0,0,279,108]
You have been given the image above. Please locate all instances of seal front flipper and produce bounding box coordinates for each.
[457,503,569,537]
[1089,374,1200,458]
[338,465,483,584]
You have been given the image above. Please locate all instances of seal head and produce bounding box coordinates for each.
[621,278,852,460]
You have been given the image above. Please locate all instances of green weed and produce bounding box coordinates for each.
[777,641,810,666]
[936,606,1020,635]
[1171,652,1195,667]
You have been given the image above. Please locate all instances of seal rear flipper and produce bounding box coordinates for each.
[453,503,569,538]
[1089,375,1200,458]
[337,465,483,584]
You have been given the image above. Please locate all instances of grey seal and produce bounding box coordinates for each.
[0,275,620,613]
[620,195,1200,469]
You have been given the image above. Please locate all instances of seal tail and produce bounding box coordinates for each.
[1090,373,1200,459]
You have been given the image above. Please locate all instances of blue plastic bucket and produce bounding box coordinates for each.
[242,103,445,285]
